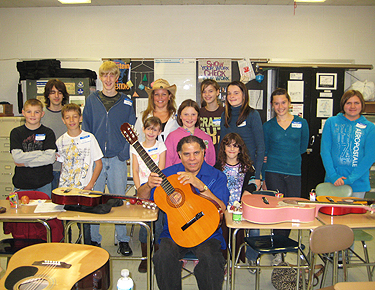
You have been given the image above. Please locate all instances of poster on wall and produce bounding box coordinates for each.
[198,59,231,83]
[102,58,131,92]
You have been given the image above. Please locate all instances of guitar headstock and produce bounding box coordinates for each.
[121,123,138,145]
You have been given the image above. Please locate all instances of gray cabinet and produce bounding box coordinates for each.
[0,117,25,199]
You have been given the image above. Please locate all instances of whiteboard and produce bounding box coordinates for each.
[154,58,197,107]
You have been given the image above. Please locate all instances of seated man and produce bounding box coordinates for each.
[138,135,229,290]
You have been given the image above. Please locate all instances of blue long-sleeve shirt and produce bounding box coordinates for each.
[220,106,265,179]
[320,113,375,192]
[262,115,309,176]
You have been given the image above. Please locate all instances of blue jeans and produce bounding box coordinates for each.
[139,210,164,244]
[245,229,260,261]
[92,156,129,243]
[15,182,52,198]
[266,171,301,237]
[51,171,60,191]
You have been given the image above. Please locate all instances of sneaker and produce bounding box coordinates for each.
[118,242,133,256]
[138,259,147,273]
[272,253,283,266]
[248,260,257,274]
[224,266,232,280]
[91,241,101,247]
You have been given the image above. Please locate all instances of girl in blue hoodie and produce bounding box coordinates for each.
[321,90,375,198]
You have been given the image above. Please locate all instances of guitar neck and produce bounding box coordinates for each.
[133,141,174,196]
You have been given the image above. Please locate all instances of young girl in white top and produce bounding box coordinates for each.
[131,116,166,189]
[131,116,166,273]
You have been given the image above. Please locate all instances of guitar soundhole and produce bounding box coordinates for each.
[167,189,185,208]
[18,278,49,290]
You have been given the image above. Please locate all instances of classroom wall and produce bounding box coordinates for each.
[0,5,374,115]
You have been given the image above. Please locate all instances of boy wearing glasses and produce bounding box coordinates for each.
[41,79,69,190]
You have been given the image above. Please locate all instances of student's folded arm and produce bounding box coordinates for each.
[12,149,56,167]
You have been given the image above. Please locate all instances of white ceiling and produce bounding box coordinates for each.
[0,0,374,8]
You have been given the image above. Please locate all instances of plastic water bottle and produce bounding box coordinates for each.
[117,269,134,290]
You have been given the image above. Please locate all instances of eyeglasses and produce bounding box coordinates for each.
[49,90,63,96]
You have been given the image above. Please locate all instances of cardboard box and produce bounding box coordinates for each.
[365,102,375,114]
[0,104,14,116]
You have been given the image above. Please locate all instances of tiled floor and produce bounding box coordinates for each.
[1,214,374,289]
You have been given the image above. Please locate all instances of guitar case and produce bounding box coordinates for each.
[64,198,123,214]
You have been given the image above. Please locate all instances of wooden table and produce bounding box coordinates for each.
[57,203,158,290]
[225,211,324,290]
[0,200,59,242]
[317,211,375,283]
[334,281,375,290]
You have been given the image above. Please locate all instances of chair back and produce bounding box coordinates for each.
[310,224,354,254]
[315,183,352,198]
[6,191,50,200]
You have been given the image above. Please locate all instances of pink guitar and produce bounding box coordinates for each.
[242,195,317,224]
[242,195,375,224]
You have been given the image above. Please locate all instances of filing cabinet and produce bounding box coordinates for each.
[0,117,25,199]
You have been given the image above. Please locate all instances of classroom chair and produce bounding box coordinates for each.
[308,224,354,289]
[315,182,373,281]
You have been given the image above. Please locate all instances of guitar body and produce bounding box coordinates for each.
[316,196,367,216]
[52,187,156,209]
[0,243,110,290]
[52,187,103,207]
[242,195,317,224]
[154,174,221,248]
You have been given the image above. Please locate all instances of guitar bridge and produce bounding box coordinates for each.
[33,260,72,268]
[181,212,204,231]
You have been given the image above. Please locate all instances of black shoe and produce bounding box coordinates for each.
[118,242,133,256]
[91,241,101,247]
[138,259,147,273]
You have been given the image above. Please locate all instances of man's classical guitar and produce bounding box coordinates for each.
[0,243,109,290]
[121,122,222,248]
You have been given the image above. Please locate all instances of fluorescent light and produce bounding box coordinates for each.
[58,0,91,4]
[295,0,326,2]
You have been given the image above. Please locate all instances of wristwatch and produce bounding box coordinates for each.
[200,184,208,192]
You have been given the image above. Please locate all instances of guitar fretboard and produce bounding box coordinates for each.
[133,141,174,196]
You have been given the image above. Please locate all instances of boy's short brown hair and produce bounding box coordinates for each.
[61,103,82,118]
[143,116,162,130]
[23,99,44,110]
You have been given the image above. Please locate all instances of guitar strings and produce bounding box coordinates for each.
[22,262,57,290]
[133,142,193,224]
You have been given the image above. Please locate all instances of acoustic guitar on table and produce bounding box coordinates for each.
[52,187,157,210]
[0,243,109,290]
[121,122,223,248]
[242,195,375,224]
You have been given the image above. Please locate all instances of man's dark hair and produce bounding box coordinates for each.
[177,135,206,152]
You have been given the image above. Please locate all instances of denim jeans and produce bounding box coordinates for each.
[154,237,225,290]
[15,182,52,198]
[245,229,260,261]
[265,172,301,237]
[91,156,130,243]
[139,210,164,244]
[51,171,60,191]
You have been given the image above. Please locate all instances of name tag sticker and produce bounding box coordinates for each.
[35,134,46,141]
[80,135,90,143]
[356,123,367,129]
[291,122,302,128]
[213,117,221,126]
[124,99,133,106]
[238,121,247,127]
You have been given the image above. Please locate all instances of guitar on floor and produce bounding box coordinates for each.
[121,122,223,248]
[0,243,109,290]
[52,187,157,210]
